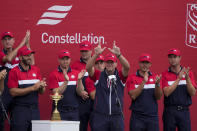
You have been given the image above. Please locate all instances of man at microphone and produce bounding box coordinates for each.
[126,53,163,131]
[86,41,130,131]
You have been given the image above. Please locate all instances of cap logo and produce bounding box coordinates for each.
[170,49,177,52]
[142,56,149,58]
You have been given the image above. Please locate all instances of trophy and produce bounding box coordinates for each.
[50,92,63,121]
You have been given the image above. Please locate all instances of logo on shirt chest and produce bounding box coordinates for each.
[70,75,75,79]
[32,73,37,77]
[15,57,19,61]
[149,78,154,82]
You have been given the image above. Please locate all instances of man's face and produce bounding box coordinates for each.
[139,61,151,72]
[1,36,15,49]
[95,60,105,71]
[168,54,181,66]
[105,60,117,74]
[80,50,92,61]
[20,54,32,66]
[58,57,71,69]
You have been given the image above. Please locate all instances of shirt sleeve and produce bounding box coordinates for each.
[189,71,197,89]
[85,77,96,94]
[126,75,135,92]
[8,69,18,88]
[162,72,169,89]
[49,72,59,89]
[89,69,100,82]
[119,70,128,84]
[0,52,5,66]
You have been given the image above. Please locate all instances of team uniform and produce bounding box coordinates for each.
[86,77,96,96]
[0,50,19,131]
[49,66,79,121]
[162,67,197,131]
[126,70,159,131]
[71,58,94,130]
[89,69,127,131]
[8,64,42,131]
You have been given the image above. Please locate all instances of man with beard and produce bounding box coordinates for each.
[162,48,196,131]
[86,41,130,131]
[126,53,162,131]
[7,46,46,131]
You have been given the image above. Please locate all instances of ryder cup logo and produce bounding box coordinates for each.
[186,4,197,48]
[37,5,72,25]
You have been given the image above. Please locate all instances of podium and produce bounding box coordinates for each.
[32,120,80,131]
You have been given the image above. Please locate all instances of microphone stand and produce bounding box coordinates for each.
[0,93,10,124]
[111,80,124,120]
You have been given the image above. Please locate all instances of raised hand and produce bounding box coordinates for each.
[78,69,86,80]
[0,69,7,80]
[155,74,162,85]
[25,30,30,45]
[63,69,69,81]
[143,71,149,83]
[108,41,121,56]
[94,40,106,55]
[184,67,190,79]
[178,67,186,80]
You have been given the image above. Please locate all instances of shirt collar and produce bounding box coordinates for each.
[80,57,87,64]
[136,69,152,78]
[18,64,31,72]
[168,66,183,75]
[3,49,8,55]
[58,66,71,73]
[104,68,118,76]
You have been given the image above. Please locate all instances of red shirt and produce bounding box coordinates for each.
[8,65,41,89]
[8,64,42,105]
[0,50,19,69]
[49,67,79,89]
[85,77,96,94]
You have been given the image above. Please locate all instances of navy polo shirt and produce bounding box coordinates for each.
[8,64,41,106]
[90,68,127,115]
[49,66,79,108]
[126,70,159,117]
[162,67,197,107]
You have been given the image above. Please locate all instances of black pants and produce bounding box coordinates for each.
[0,86,12,131]
[10,105,40,131]
[79,99,93,131]
[59,108,79,121]
[130,112,159,131]
[163,107,191,131]
[91,112,124,131]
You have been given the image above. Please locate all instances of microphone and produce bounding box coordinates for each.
[108,75,117,86]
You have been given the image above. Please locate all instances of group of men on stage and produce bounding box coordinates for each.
[0,30,196,131]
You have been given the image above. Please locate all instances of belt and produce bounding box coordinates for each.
[59,106,78,112]
[14,103,38,109]
[165,105,189,111]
